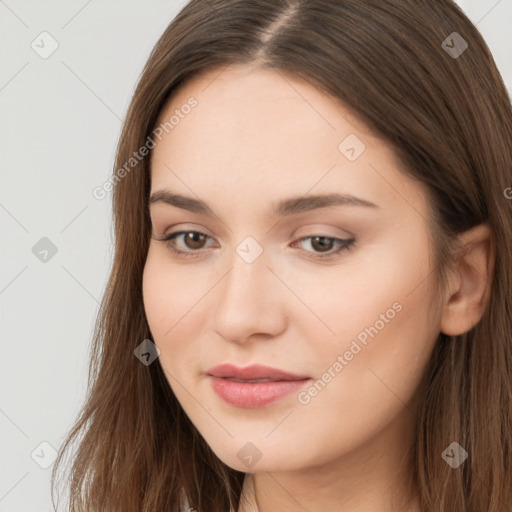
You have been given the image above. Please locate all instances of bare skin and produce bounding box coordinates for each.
[142,63,494,512]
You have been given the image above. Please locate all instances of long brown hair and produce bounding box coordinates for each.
[51,1,512,510]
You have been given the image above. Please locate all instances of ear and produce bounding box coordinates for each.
[440,223,495,336]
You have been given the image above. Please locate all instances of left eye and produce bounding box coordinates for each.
[291,235,355,259]
[155,231,355,260]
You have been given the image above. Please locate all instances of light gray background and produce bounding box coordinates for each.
[1,1,511,510]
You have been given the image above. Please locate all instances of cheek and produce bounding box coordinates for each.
[142,248,210,379]
[289,227,438,390]
[285,233,433,342]
[143,247,203,332]
[294,231,438,418]
[142,252,172,337]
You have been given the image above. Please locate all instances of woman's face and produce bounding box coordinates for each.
[142,63,443,473]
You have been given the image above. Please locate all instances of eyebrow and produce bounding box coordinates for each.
[148,189,379,217]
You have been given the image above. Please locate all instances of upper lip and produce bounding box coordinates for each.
[206,364,310,381]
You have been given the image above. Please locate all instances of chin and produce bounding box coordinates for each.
[203,438,305,473]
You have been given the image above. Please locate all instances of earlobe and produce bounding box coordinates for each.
[440,224,495,336]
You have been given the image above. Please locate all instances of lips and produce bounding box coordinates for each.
[206,364,312,408]
[206,364,309,382]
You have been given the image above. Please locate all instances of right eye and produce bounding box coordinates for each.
[154,230,215,258]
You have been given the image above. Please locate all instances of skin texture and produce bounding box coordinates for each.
[142,63,494,512]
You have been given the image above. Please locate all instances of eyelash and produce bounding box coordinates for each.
[154,230,356,261]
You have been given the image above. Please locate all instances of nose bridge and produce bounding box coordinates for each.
[213,238,285,341]
[219,241,271,310]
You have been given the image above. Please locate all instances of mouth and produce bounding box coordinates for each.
[206,363,310,381]
[206,364,311,408]
[222,377,283,383]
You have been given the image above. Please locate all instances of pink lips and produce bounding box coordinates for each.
[206,364,311,408]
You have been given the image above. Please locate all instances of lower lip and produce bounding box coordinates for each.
[208,376,311,408]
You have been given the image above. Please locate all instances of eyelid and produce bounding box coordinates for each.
[293,223,355,239]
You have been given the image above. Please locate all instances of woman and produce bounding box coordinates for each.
[51,1,512,511]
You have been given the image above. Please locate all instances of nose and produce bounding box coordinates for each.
[212,247,288,344]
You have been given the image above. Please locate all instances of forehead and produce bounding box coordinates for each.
[156,63,372,147]
[150,63,428,221]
